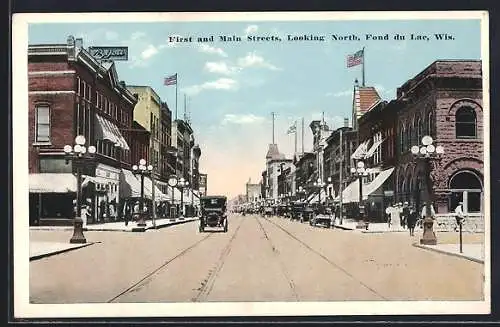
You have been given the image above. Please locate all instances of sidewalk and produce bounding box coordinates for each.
[333,219,406,233]
[413,243,484,264]
[30,241,95,261]
[30,217,199,232]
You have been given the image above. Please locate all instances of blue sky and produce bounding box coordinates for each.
[28,18,482,197]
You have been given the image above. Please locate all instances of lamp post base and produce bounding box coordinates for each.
[69,218,86,244]
[420,217,437,245]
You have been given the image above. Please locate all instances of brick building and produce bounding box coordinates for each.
[28,36,142,225]
[265,144,292,201]
[394,60,484,215]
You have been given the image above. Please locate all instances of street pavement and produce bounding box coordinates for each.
[29,214,485,303]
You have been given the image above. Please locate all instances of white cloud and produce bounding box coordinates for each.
[183,78,239,95]
[244,25,259,35]
[198,43,228,57]
[327,89,353,97]
[237,52,280,71]
[204,61,240,75]
[130,31,146,41]
[221,113,265,125]
[140,44,159,59]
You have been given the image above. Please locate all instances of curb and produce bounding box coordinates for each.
[333,224,356,231]
[30,242,95,261]
[31,218,199,233]
[412,242,484,264]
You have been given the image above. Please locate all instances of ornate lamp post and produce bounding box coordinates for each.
[177,177,189,218]
[167,175,178,219]
[63,135,96,244]
[411,135,444,245]
[132,158,153,231]
[351,160,372,229]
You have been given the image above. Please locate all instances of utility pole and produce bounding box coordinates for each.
[339,128,344,224]
[301,117,305,154]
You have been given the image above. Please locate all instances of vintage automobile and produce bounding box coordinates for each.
[199,195,228,233]
[310,205,332,228]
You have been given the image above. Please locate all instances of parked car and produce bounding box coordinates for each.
[199,195,228,233]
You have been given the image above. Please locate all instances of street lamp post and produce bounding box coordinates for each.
[178,177,189,218]
[63,135,96,244]
[351,160,372,229]
[168,175,178,219]
[411,135,444,245]
[132,159,153,231]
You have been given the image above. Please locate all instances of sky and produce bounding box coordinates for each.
[28,17,482,198]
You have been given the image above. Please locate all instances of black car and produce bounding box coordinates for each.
[199,195,228,233]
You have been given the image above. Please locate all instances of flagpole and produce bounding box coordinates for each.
[175,73,178,120]
[362,47,365,87]
[301,117,304,154]
[294,120,297,154]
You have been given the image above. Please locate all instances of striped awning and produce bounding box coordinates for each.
[29,173,76,193]
[95,114,130,150]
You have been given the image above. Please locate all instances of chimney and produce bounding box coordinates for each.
[344,117,349,128]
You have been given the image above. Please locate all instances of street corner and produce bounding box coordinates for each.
[29,241,97,261]
[412,242,484,264]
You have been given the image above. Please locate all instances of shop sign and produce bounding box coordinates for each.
[88,46,128,61]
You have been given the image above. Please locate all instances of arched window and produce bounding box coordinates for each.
[406,121,412,151]
[449,170,483,212]
[455,106,477,138]
[427,111,433,137]
[417,116,423,143]
[400,123,405,153]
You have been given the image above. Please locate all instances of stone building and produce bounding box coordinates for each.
[28,36,140,225]
[293,152,316,199]
[246,180,262,203]
[394,60,483,215]
[265,144,292,201]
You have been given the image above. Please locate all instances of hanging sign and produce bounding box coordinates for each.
[88,46,129,61]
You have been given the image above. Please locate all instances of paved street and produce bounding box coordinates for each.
[30,214,484,303]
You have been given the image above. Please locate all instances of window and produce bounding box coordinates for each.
[35,105,50,143]
[400,124,405,153]
[456,106,477,138]
[82,80,86,99]
[77,77,81,95]
[417,117,423,143]
[427,112,434,137]
[87,84,92,101]
[96,91,100,109]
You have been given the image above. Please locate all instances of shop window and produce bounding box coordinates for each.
[456,106,477,138]
[35,105,50,143]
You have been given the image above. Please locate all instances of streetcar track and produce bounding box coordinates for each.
[107,232,213,303]
[192,216,245,302]
[254,215,300,301]
[263,217,388,300]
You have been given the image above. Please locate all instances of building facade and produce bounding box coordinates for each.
[265,144,292,201]
[393,60,484,215]
[28,36,138,225]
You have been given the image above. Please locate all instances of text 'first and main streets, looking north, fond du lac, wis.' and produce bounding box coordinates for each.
[168,33,456,43]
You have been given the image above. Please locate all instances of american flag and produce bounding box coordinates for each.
[164,74,177,86]
[347,49,364,68]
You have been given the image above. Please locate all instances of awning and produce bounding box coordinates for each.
[95,114,130,151]
[143,177,169,201]
[29,173,76,193]
[335,167,395,204]
[120,169,152,199]
[351,140,369,160]
[364,139,384,159]
[364,167,395,196]
[308,189,328,204]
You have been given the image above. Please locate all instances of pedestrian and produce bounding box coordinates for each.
[402,201,410,229]
[124,203,131,226]
[420,202,436,220]
[454,201,465,232]
[80,204,90,229]
[385,205,393,228]
[407,206,417,236]
[390,203,401,229]
[133,201,140,222]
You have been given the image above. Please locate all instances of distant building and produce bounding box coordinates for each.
[246,179,261,203]
[265,144,292,201]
